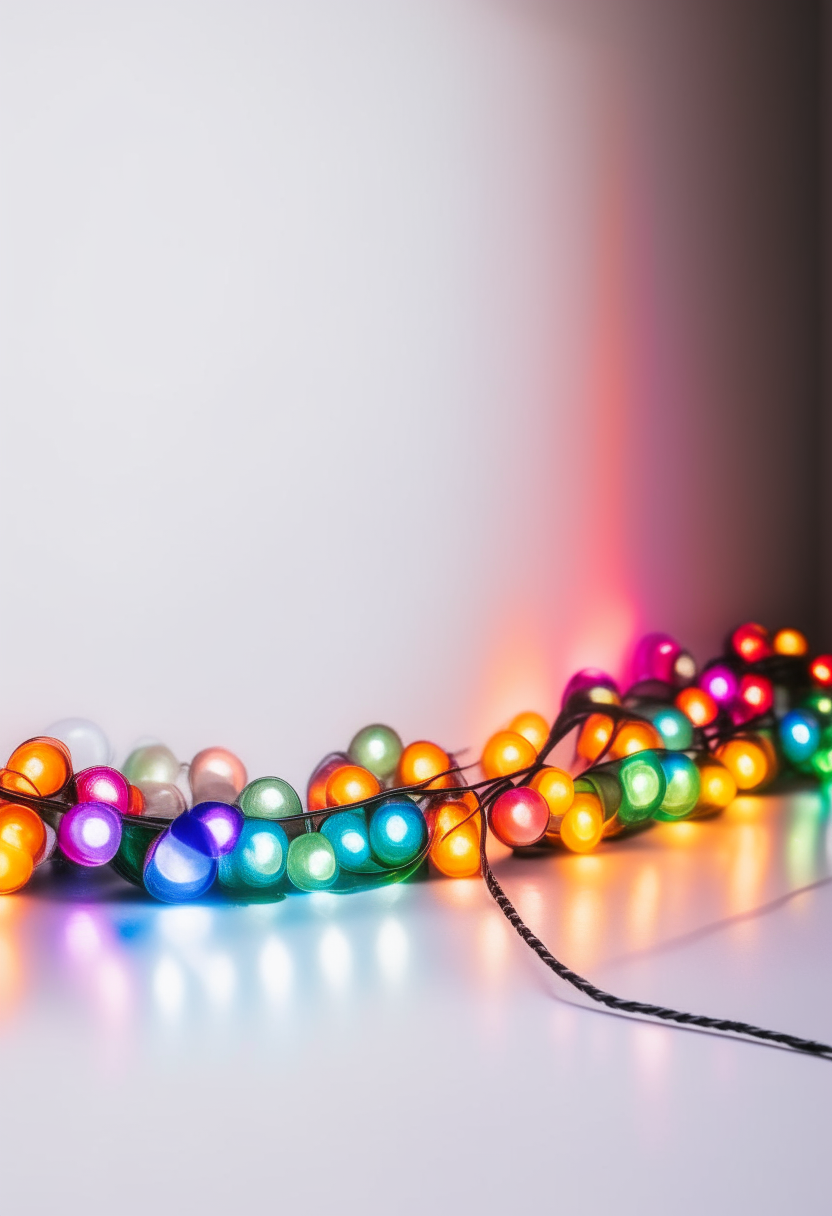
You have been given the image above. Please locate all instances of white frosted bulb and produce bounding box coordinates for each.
[45,718,111,771]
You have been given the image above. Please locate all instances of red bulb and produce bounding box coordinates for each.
[733,673,774,723]
[811,656,832,686]
[489,787,549,848]
[730,622,772,663]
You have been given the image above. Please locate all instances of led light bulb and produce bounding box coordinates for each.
[75,766,130,814]
[694,758,737,812]
[730,622,772,663]
[122,744,180,786]
[642,706,694,750]
[480,731,536,780]
[347,724,403,781]
[321,811,375,872]
[675,687,718,727]
[810,656,832,687]
[189,747,247,804]
[396,741,455,790]
[716,739,769,791]
[561,669,620,710]
[218,819,289,889]
[58,802,122,866]
[529,766,574,819]
[489,787,549,848]
[325,765,381,808]
[286,833,339,891]
[508,712,549,754]
[238,777,303,821]
[0,804,46,863]
[576,714,614,763]
[191,802,244,857]
[608,720,664,760]
[307,753,349,812]
[559,793,604,853]
[2,737,72,797]
[144,826,217,902]
[699,664,739,706]
[772,628,808,657]
[429,802,481,878]
[779,710,822,768]
[617,752,666,825]
[654,753,700,819]
[368,798,427,867]
[631,632,681,684]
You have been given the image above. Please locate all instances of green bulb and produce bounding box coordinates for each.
[286,833,339,891]
[237,777,303,821]
[642,706,694,751]
[111,819,161,887]
[348,724,403,781]
[122,744,180,785]
[805,691,832,723]
[654,753,700,820]
[618,751,666,825]
[810,741,832,779]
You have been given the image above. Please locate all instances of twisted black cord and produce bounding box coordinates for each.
[473,705,832,1060]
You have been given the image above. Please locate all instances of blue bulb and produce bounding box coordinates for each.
[643,705,694,750]
[369,798,427,868]
[321,811,376,872]
[780,709,821,766]
[218,819,288,890]
[144,829,217,902]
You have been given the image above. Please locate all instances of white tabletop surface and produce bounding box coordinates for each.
[0,789,829,1215]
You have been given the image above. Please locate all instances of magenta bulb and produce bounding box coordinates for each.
[631,633,681,684]
[74,766,130,814]
[699,664,739,705]
[561,668,619,710]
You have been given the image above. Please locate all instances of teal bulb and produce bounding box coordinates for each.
[286,833,339,892]
[122,744,180,786]
[617,751,666,825]
[655,752,700,820]
[642,706,694,751]
[218,819,289,890]
[237,777,303,821]
[369,798,427,868]
[321,811,378,872]
[779,710,821,768]
[348,724,403,781]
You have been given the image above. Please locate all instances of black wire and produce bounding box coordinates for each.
[474,704,832,1060]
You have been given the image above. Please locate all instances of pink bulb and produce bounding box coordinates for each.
[490,787,549,848]
[189,747,247,804]
[74,766,129,814]
[631,632,681,684]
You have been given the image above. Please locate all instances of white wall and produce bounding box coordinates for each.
[0,1,820,789]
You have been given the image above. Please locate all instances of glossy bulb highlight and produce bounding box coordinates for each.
[58,802,122,866]
[347,724,403,781]
[617,752,666,825]
[560,793,604,853]
[700,665,739,705]
[489,788,549,848]
[481,731,536,780]
[75,766,130,815]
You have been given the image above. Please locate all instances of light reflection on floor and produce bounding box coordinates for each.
[0,793,830,1213]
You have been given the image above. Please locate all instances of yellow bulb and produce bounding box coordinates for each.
[508,712,549,754]
[695,760,737,810]
[0,805,46,861]
[608,720,663,760]
[576,714,614,763]
[530,766,574,820]
[716,739,769,791]
[773,628,808,657]
[560,792,604,853]
[397,741,454,790]
[481,730,536,780]
[429,802,481,878]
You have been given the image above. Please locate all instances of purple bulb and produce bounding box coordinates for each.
[191,802,244,857]
[58,801,122,866]
[700,664,739,705]
[561,667,619,710]
[631,633,681,684]
[74,766,130,814]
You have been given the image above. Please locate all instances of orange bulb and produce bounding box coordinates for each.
[530,766,574,820]
[397,741,454,790]
[2,737,71,798]
[429,801,482,877]
[0,841,34,894]
[325,764,381,807]
[0,804,46,862]
[773,628,808,657]
[675,687,718,727]
[480,731,536,780]
[560,792,604,853]
[608,720,663,760]
[576,714,614,763]
[716,739,769,791]
[695,760,737,811]
[508,712,549,754]
[127,784,145,816]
